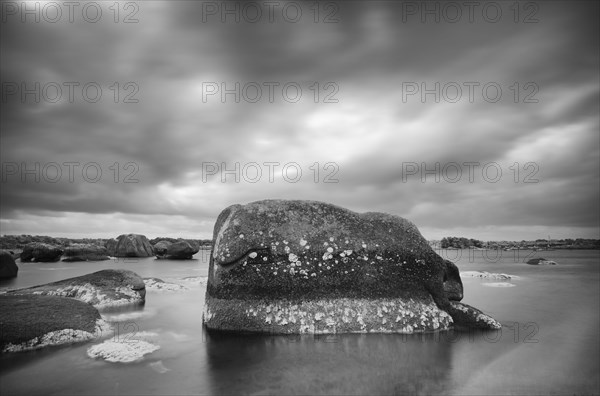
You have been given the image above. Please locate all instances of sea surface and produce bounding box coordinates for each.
[0,249,598,395]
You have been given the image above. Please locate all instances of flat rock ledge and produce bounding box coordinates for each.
[203,296,454,334]
[9,269,146,310]
[461,271,519,280]
[0,294,111,353]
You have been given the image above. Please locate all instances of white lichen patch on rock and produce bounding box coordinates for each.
[461,271,520,280]
[33,283,105,303]
[30,283,144,309]
[449,301,501,329]
[204,296,453,334]
[87,339,160,363]
[180,276,208,286]
[21,270,146,309]
[144,278,189,293]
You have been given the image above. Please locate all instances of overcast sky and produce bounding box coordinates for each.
[1,0,598,241]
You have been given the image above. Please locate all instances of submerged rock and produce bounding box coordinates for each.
[203,199,500,334]
[62,244,110,262]
[0,250,18,279]
[10,269,146,309]
[111,234,154,257]
[526,258,557,265]
[0,294,106,352]
[20,243,64,262]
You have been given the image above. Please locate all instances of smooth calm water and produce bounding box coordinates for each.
[0,249,598,395]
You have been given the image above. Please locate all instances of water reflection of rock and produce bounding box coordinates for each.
[204,330,455,395]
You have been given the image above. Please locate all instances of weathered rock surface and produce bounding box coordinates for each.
[155,240,199,259]
[0,294,104,352]
[105,238,118,256]
[20,243,64,262]
[111,234,154,257]
[62,244,110,262]
[526,258,558,265]
[10,269,146,309]
[0,250,19,279]
[153,240,172,256]
[203,199,500,334]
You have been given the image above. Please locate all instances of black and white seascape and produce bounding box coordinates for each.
[1,2,599,395]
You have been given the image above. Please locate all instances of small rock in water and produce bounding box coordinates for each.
[144,278,189,292]
[461,271,519,280]
[482,282,516,288]
[526,258,557,265]
[87,339,160,363]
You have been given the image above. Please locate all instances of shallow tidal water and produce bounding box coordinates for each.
[0,249,598,395]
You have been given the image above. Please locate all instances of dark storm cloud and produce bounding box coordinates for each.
[0,0,598,239]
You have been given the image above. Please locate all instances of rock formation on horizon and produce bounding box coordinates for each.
[106,234,154,257]
[0,250,19,279]
[20,242,64,262]
[154,239,200,259]
[62,244,110,262]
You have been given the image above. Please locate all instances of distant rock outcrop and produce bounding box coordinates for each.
[526,258,558,265]
[155,240,199,260]
[10,269,146,309]
[62,244,110,262]
[0,250,19,279]
[204,199,500,334]
[111,234,154,257]
[153,240,172,256]
[105,238,118,256]
[20,243,64,262]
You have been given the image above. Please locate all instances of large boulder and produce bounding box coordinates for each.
[20,243,63,262]
[10,269,146,309]
[62,244,110,262]
[0,250,19,279]
[155,240,199,259]
[204,200,500,334]
[0,294,104,352]
[112,234,154,257]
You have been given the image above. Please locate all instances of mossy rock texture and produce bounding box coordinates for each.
[0,250,18,279]
[109,234,154,257]
[9,269,146,310]
[62,244,110,262]
[20,243,63,262]
[204,200,500,334]
[154,240,199,259]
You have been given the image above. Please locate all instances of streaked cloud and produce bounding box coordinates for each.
[1,1,598,240]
